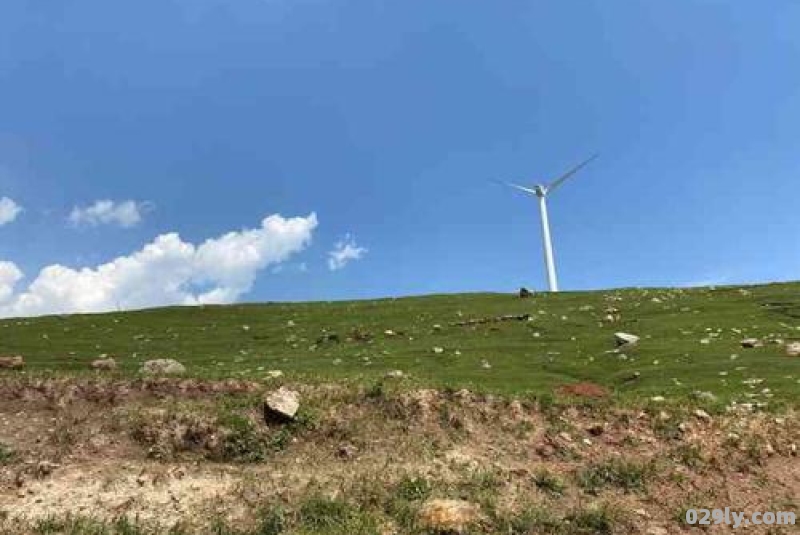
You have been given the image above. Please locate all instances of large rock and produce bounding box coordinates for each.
[0,355,24,369]
[741,338,763,348]
[614,332,640,346]
[785,342,800,357]
[139,358,186,375]
[263,387,300,422]
[418,499,480,533]
[90,357,117,371]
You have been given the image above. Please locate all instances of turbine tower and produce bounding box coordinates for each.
[497,155,597,292]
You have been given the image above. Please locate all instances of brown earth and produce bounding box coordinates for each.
[0,377,798,534]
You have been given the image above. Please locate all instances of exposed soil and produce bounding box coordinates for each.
[0,377,798,534]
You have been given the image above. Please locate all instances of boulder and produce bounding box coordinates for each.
[785,342,800,357]
[139,358,186,375]
[0,355,24,369]
[614,332,640,346]
[384,370,405,379]
[418,499,480,533]
[265,370,284,379]
[90,357,117,371]
[264,387,300,422]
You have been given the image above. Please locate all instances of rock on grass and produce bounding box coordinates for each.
[263,387,300,422]
[90,357,117,371]
[785,342,800,357]
[139,359,186,375]
[614,332,640,346]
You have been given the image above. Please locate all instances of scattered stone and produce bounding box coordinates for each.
[337,444,358,459]
[90,357,117,371]
[0,355,24,369]
[384,329,397,336]
[621,372,641,384]
[454,313,531,327]
[263,387,300,422]
[693,391,718,402]
[139,359,186,375]
[265,370,284,379]
[535,443,556,458]
[614,332,640,346]
[785,342,800,357]
[650,396,665,402]
[432,347,445,354]
[518,287,534,299]
[693,409,712,422]
[418,499,480,533]
[480,360,492,369]
[35,461,59,478]
[384,370,405,379]
[317,332,341,344]
[741,338,763,348]
[586,424,606,437]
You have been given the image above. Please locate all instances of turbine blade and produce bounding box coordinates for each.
[492,179,537,195]
[546,154,598,193]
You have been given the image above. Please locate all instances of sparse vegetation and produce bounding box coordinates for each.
[576,459,654,494]
[0,442,14,465]
[534,468,566,496]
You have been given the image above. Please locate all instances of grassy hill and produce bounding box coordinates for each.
[2,282,800,405]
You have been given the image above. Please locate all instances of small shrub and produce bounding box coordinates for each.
[577,459,652,494]
[0,442,14,465]
[394,475,432,502]
[253,506,286,535]
[533,469,566,496]
[672,444,705,469]
[565,505,618,535]
[216,414,267,463]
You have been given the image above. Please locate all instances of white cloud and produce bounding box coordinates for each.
[0,261,23,303]
[69,200,151,228]
[0,197,22,226]
[327,234,367,271]
[0,213,317,318]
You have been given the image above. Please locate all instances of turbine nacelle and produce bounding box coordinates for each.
[494,154,598,292]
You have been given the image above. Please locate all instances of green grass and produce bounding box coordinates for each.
[576,459,654,494]
[2,282,800,405]
[0,441,14,464]
[533,468,567,496]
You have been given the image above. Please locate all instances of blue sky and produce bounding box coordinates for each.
[1,1,799,315]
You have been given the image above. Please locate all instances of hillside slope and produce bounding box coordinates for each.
[2,282,800,405]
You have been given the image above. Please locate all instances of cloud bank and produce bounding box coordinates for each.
[69,200,151,228]
[328,235,367,271]
[0,213,317,318]
[0,197,22,226]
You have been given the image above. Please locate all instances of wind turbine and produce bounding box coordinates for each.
[496,155,597,292]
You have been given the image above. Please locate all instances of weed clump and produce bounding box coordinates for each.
[577,459,654,494]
